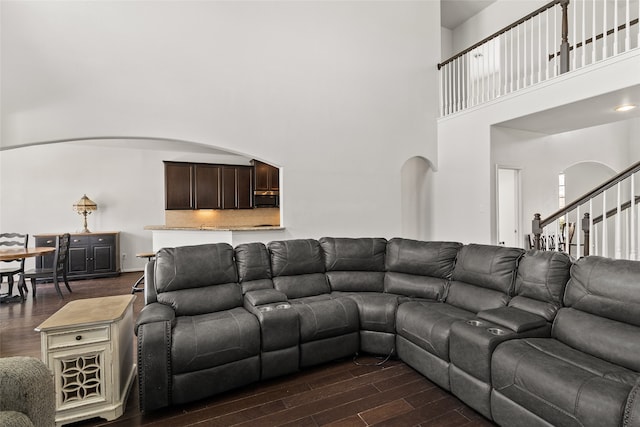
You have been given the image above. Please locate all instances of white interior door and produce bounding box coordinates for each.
[497,167,521,247]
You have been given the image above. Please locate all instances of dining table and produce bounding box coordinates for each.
[0,246,56,302]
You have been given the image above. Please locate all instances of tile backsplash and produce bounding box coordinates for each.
[165,208,280,228]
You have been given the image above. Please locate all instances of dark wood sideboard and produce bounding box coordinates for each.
[34,232,120,280]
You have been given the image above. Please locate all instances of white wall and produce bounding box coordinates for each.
[1,1,442,260]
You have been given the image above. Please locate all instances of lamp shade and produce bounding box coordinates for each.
[73,194,98,213]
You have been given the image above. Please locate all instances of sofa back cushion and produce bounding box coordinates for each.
[508,250,572,321]
[320,237,386,292]
[154,243,242,315]
[269,239,329,298]
[234,242,274,293]
[448,244,524,313]
[384,239,461,300]
[553,256,640,371]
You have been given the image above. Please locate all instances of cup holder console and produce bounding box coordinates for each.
[487,327,509,336]
[466,320,484,327]
[259,303,291,312]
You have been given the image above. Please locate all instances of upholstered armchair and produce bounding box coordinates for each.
[0,356,55,427]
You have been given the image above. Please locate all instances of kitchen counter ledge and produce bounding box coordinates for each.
[144,225,284,231]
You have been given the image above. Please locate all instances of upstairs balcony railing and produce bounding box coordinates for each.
[438,0,640,116]
[532,160,640,260]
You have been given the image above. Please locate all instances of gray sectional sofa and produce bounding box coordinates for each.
[135,237,640,426]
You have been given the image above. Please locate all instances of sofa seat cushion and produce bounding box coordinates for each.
[333,292,399,333]
[291,296,359,343]
[171,307,260,375]
[492,338,639,427]
[396,301,474,361]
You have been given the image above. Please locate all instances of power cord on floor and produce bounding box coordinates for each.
[352,348,395,366]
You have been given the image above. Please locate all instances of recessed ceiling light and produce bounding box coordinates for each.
[614,104,637,112]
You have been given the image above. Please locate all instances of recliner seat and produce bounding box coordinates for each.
[491,256,640,427]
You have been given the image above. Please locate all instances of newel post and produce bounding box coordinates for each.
[582,212,590,256]
[560,0,570,73]
[532,213,542,250]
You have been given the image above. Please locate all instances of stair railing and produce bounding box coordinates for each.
[439,0,640,117]
[532,160,640,260]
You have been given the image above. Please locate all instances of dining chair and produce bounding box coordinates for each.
[22,233,71,299]
[0,232,29,301]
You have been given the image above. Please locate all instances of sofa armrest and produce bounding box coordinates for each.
[625,378,640,427]
[136,302,174,412]
[144,259,157,304]
[0,356,55,426]
[135,302,175,335]
[477,307,548,333]
[244,289,288,307]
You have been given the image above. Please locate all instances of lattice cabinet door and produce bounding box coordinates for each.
[48,343,111,412]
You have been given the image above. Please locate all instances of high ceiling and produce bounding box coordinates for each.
[441,0,497,30]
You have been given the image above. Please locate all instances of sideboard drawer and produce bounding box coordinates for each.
[48,327,110,350]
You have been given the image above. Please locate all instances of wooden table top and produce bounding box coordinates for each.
[35,295,136,332]
[0,246,55,261]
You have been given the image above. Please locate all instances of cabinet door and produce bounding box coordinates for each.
[268,165,279,191]
[237,166,254,209]
[254,161,279,191]
[194,164,222,209]
[68,235,90,275]
[221,167,238,209]
[165,162,194,210]
[91,235,115,273]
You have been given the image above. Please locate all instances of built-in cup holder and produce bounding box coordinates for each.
[487,327,508,336]
[466,320,484,327]
[258,306,274,312]
[275,303,291,310]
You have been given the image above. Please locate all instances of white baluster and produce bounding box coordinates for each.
[581,0,586,67]
[602,190,608,257]
[538,13,542,83]
[554,4,559,76]
[510,29,515,92]
[569,2,578,70]
[631,173,637,260]
[589,198,594,256]
[614,0,619,55]
[576,205,582,258]
[625,0,630,52]
[592,0,597,63]
[603,0,608,59]
[439,63,444,116]
[616,182,622,258]
[545,9,550,80]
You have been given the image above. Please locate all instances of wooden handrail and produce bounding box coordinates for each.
[592,195,640,225]
[538,160,640,228]
[549,18,639,60]
[438,0,567,70]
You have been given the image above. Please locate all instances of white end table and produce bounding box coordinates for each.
[35,295,136,426]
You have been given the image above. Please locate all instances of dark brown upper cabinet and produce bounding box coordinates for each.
[253,160,279,192]
[165,161,253,210]
[194,164,222,209]
[222,166,254,209]
[165,162,194,209]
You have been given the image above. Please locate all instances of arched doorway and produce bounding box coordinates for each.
[400,156,434,240]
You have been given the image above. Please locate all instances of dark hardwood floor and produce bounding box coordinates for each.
[0,273,495,427]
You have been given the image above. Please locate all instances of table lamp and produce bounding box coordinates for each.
[73,194,98,233]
